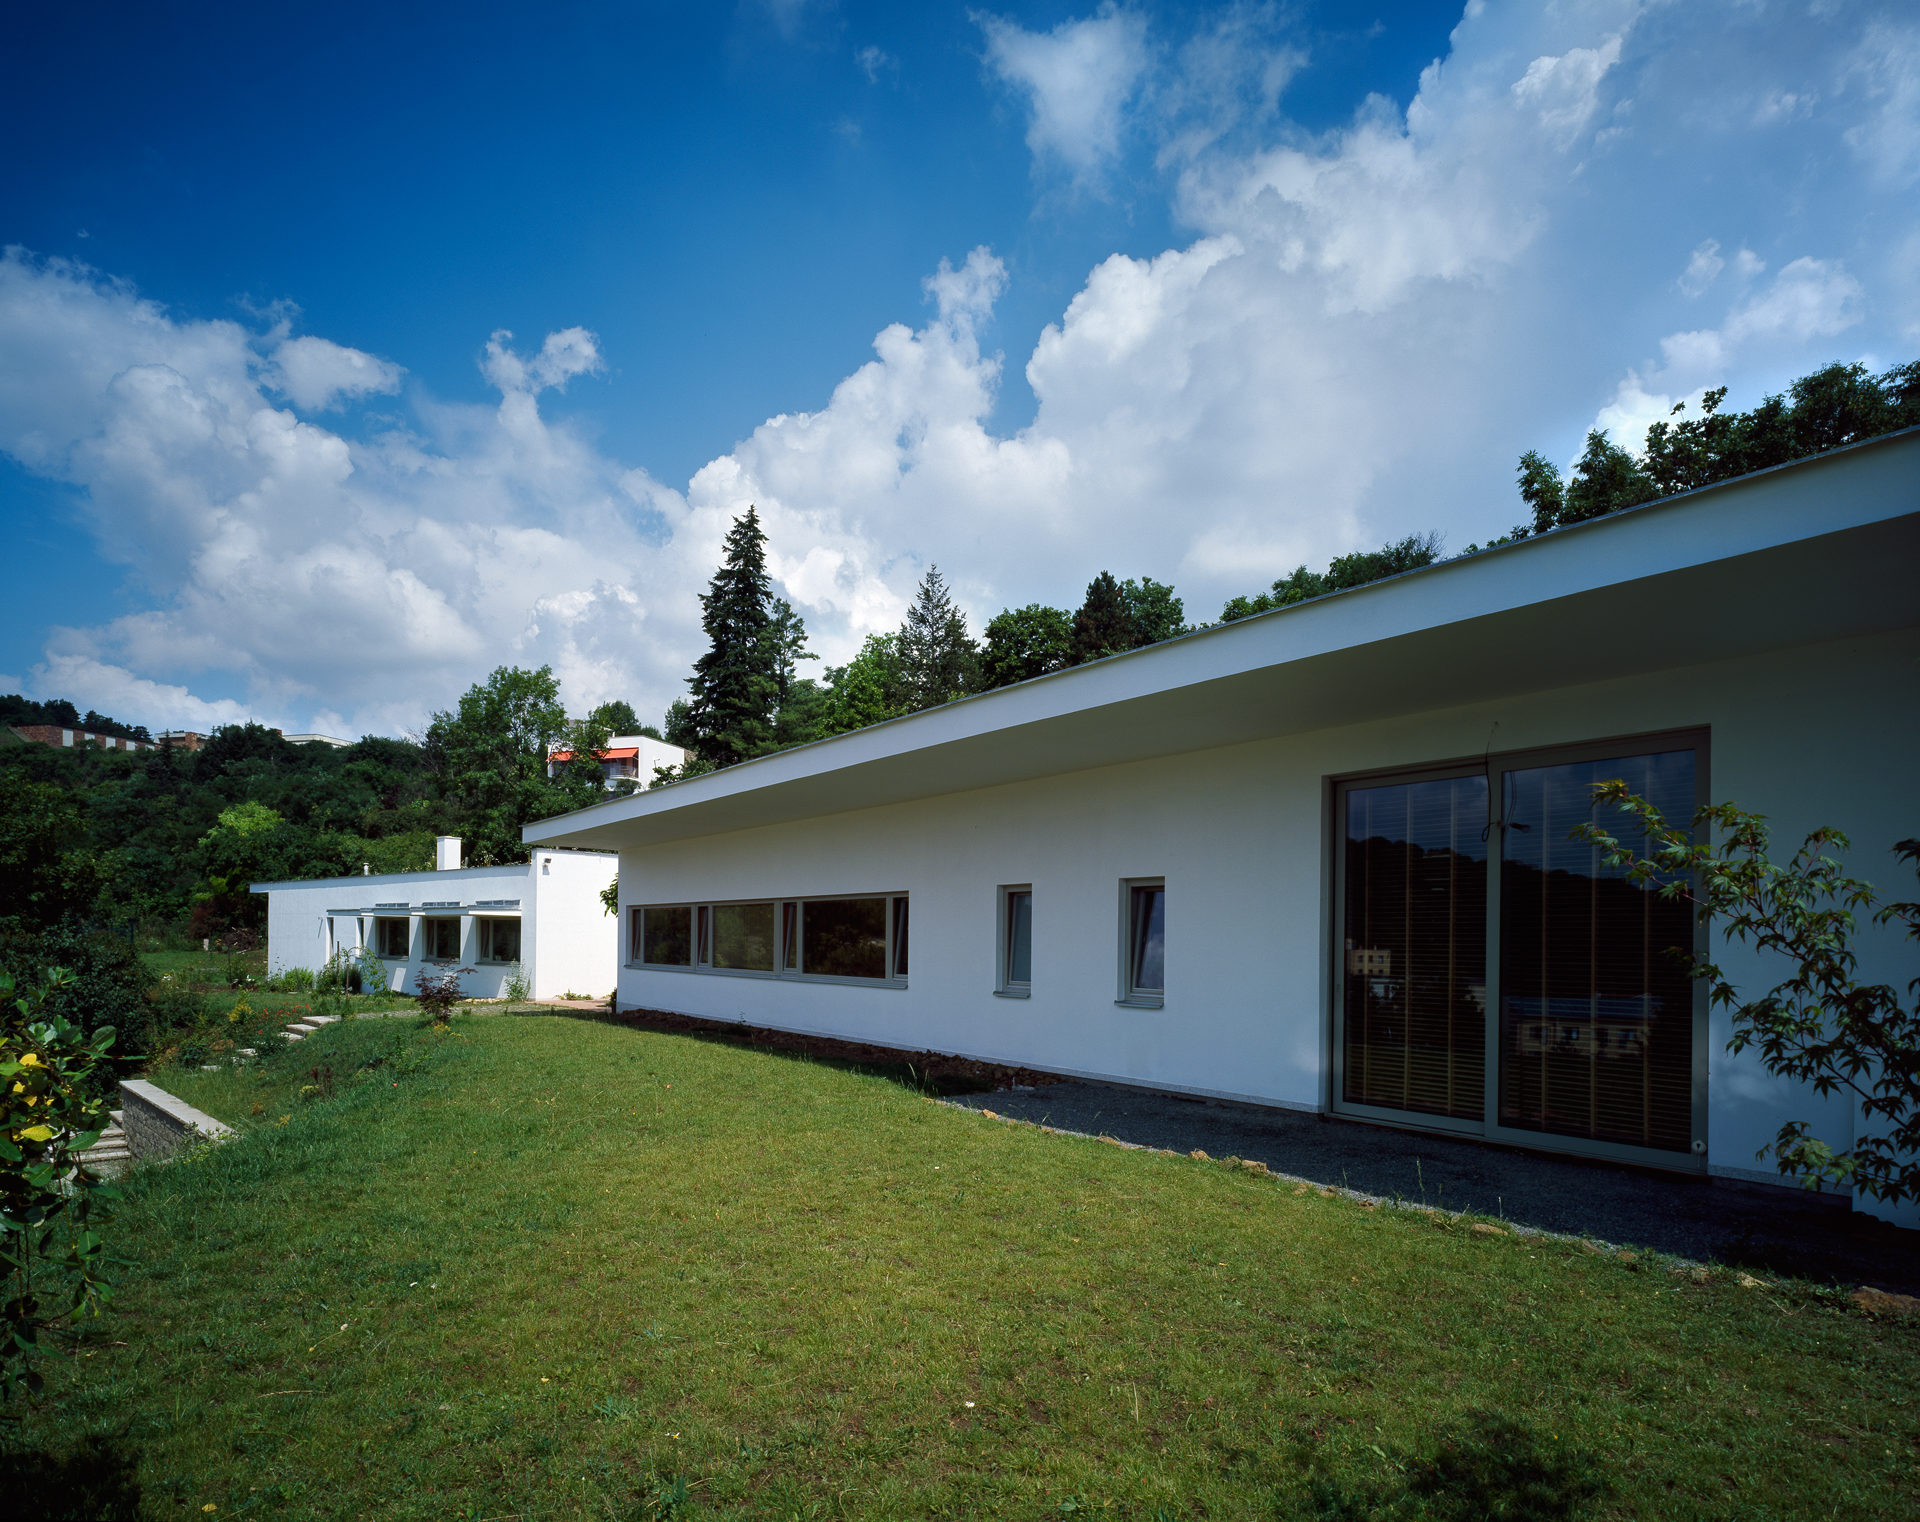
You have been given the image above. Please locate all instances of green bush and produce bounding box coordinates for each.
[268,966,315,992]
[1,965,119,1399]
[0,924,149,1069]
[142,979,208,1050]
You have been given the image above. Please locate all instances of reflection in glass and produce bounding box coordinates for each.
[1006,891,1032,986]
[802,898,888,979]
[478,917,520,963]
[1342,776,1489,1121]
[892,898,910,977]
[642,906,693,966]
[781,901,798,970]
[1499,749,1695,1152]
[1129,885,1165,994]
[712,902,776,971]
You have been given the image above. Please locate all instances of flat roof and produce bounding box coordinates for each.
[526,428,1920,854]
[251,848,613,894]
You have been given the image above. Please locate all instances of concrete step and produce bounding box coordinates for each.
[307,1014,341,1025]
[287,1022,321,1034]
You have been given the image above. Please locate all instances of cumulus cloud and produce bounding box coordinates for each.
[268,335,404,411]
[2,1,1915,738]
[978,3,1150,184]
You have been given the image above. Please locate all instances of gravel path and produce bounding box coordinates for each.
[945,1079,1919,1294]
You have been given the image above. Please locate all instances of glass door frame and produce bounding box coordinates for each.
[1329,726,1712,1172]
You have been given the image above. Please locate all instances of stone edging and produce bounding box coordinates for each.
[119,1078,235,1162]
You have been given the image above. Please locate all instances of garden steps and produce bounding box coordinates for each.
[79,1111,131,1178]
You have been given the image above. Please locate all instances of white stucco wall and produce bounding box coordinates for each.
[258,851,616,1005]
[609,627,1918,1226]
[526,848,619,999]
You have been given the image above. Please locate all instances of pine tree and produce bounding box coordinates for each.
[898,565,979,710]
[1069,571,1135,664]
[686,507,779,768]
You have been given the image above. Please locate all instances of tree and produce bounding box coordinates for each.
[819,634,907,736]
[979,604,1073,689]
[422,665,588,864]
[1220,534,1441,624]
[588,699,642,737]
[1574,786,1920,1208]
[1,966,119,1400]
[1120,577,1187,647]
[1070,572,1134,663]
[686,508,779,768]
[768,598,816,711]
[0,778,101,932]
[1521,357,1920,529]
[898,566,979,710]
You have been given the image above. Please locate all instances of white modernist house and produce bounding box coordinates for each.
[526,430,1920,1228]
[253,836,618,1000]
[547,733,692,789]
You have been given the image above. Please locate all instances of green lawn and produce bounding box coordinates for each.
[15,1013,1918,1520]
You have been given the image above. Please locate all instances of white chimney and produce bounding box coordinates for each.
[435,836,462,871]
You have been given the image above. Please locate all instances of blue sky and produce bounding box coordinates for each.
[1,1,1914,737]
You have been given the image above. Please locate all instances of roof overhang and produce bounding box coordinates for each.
[526,429,1920,854]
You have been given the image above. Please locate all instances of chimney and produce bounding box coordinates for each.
[436,836,462,871]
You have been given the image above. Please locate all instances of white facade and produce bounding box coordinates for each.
[526,430,1920,1228]
[547,734,692,788]
[253,847,618,1001]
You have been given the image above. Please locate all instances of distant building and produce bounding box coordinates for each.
[282,733,352,748]
[547,733,691,789]
[157,731,205,751]
[10,724,157,752]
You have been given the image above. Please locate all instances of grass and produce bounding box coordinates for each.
[144,947,416,1023]
[14,1012,1918,1520]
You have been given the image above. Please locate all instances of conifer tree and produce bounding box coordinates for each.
[686,507,779,768]
[1069,571,1135,664]
[898,565,979,710]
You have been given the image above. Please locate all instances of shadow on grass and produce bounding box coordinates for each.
[0,1430,143,1521]
[1309,1413,1609,1521]
[540,1002,1052,1098]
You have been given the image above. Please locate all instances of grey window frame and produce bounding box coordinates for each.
[421,915,463,962]
[475,916,521,965]
[1117,877,1165,1009]
[1329,726,1710,1173]
[626,893,909,990]
[996,885,1032,998]
[374,916,412,961]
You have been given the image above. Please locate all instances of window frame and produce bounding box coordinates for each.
[996,885,1032,998]
[374,915,412,961]
[421,915,463,963]
[1117,877,1166,1008]
[626,892,910,989]
[475,916,521,965]
[1329,726,1710,1172]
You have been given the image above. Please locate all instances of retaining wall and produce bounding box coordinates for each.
[119,1078,234,1160]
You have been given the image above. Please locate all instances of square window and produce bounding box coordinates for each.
[478,917,520,964]
[1122,880,1165,1004]
[640,906,692,966]
[423,917,461,961]
[376,917,411,960]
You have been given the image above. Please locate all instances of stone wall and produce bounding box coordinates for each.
[119,1078,234,1161]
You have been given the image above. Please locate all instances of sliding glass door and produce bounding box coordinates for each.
[1496,749,1697,1153]
[1334,734,1704,1165]
[1341,774,1489,1124]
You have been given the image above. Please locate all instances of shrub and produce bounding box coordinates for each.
[143,978,208,1049]
[0,924,148,1069]
[1576,787,1920,1206]
[413,966,471,1026]
[1,966,119,1399]
[269,966,315,992]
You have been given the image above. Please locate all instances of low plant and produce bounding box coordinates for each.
[501,962,531,1008]
[1575,785,1920,1206]
[413,966,472,1026]
[0,966,119,1400]
[268,966,315,993]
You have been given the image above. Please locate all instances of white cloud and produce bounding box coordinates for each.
[855,45,893,83]
[1678,239,1723,297]
[977,4,1150,184]
[2,2,1915,739]
[1844,19,1920,186]
[268,335,404,411]
[1511,33,1624,145]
